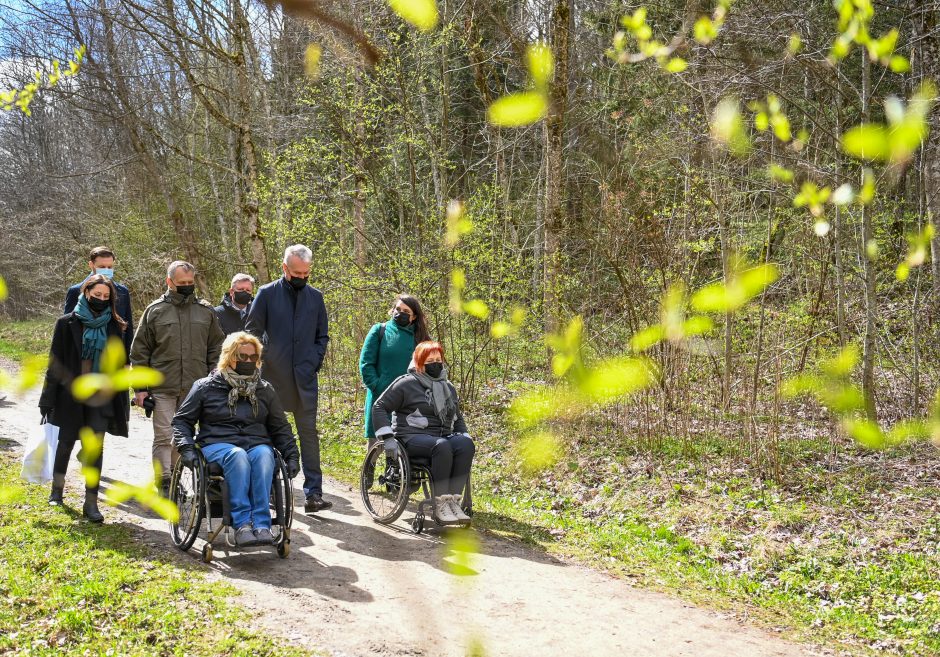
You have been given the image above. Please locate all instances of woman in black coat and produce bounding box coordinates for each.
[39,274,130,522]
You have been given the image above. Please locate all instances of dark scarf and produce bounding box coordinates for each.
[219,367,261,416]
[73,295,111,372]
[410,366,458,431]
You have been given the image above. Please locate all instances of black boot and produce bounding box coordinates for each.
[82,490,104,523]
[49,473,65,505]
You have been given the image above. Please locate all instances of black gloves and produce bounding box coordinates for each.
[286,459,300,479]
[142,394,155,418]
[178,445,197,469]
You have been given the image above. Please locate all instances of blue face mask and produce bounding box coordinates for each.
[95,268,114,279]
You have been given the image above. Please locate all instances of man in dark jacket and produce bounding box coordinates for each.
[246,244,331,512]
[64,246,134,355]
[214,273,255,335]
[130,260,225,492]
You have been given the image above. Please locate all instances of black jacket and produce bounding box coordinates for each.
[372,373,468,441]
[38,313,130,438]
[245,277,329,412]
[65,279,134,356]
[214,293,251,336]
[171,371,299,462]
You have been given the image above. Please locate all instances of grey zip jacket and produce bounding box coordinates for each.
[372,372,468,441]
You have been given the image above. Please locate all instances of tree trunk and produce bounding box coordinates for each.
[542,0,570,336]
[860,49,877,419]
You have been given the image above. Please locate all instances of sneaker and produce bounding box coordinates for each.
[234,525,257,547]
[446,495,471,525]
[253,527,274,545]
[433,496,459,525]
[304,494,333,513]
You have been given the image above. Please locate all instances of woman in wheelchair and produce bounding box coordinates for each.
[372,340,474,526]
[172,331,300,547]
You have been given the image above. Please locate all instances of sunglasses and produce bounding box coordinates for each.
[236,352,260,363]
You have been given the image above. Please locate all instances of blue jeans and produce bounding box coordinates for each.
[201,443,275,530]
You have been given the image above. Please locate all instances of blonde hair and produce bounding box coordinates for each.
[218,331,263,371]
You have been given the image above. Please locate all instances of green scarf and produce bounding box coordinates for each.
[219,367,261,417]
[73,295,111,372]
[410,366,458,432]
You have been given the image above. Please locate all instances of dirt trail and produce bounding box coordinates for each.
[0,380,825,657]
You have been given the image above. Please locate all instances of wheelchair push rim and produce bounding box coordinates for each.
[360,441,411,524]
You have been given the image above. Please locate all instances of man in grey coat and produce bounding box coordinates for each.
[246,245,331,512]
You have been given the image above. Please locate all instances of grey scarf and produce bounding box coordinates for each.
[410,366,458,431]
[219,367,261,417]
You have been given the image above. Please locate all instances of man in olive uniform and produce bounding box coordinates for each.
[131,261,225,492]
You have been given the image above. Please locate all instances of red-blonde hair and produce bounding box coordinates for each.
[413,340,445,372]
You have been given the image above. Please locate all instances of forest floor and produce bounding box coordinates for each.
[0,354,823,657]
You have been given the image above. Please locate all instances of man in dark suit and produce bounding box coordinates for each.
[64,246,134,356]
[246,244,332,512]
[214,272,254,335]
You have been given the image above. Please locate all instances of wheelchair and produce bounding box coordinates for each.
[168,446,293,562]
[359,437,472,534]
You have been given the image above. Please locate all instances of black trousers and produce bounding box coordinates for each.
[53,405,108,493]
[404,433,475,496]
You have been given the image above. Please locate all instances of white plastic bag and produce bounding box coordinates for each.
[20,421,59,484]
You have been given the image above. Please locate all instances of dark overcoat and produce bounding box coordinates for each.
[245,277,329,412]
[38,313,131,438]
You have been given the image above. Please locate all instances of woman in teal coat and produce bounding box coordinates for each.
[359,294,431,444]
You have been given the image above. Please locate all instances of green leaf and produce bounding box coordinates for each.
[112,367,165,391]
[450,268,466,290]
[526,43,554,88]
[821,344,859,377]
[100,337,126,374]
[896,261,911,281]
[462,299,490,320]
[754,112,769,131]
[664,57,687,73]
[843,418,886,450]
[694,16,717,44]
[304,44,322,78]
[516,431,563,473]
[388,0,439,31]
[842,124,891,161]
[0,275,7,301]
[682,315,714,336]
[787,33,802,54]
[490,321,513,339]
[578,357,654,402]
[767,164,794,183]
[71,373,112,401]
[771,114,791,141]
[710,97,751,156]
[889,55,910,73]
[509,389,560,428]
[630,325,665,352]
[487,92,548,127]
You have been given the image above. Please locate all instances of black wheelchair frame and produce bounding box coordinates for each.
[168,447,293,562]
[359,438,472,534]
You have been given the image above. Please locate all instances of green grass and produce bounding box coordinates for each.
[0,318,52,361]
[319,390,940,657]
[0,455,311,656]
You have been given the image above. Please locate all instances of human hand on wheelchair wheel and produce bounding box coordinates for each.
[383,438,399,460]
[178,445,197,469]
[286,458,300,479]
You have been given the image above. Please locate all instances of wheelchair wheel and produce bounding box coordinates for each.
[270,451,293,536]
[360,441,411,524]
[169,456,206,552]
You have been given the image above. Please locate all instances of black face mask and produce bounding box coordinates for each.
[233,290,253,305]
[392,311,411,327]
[287,276,308,290]
[424,362,444,378]
[175,284,195,298]
[87,297,110,313]
[234,361,257,376]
